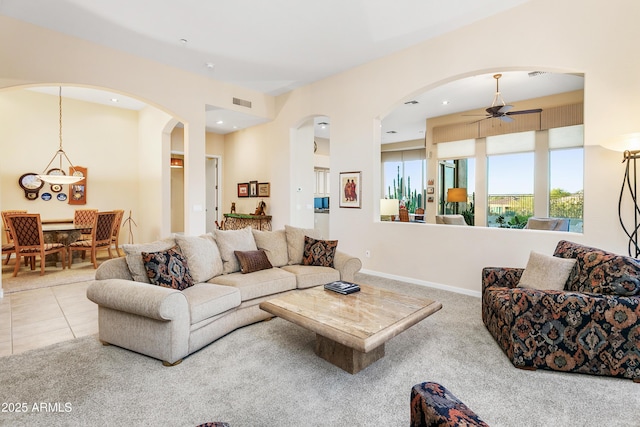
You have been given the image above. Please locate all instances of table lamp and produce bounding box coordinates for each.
[447,188,467,214]
[380,199,399,221]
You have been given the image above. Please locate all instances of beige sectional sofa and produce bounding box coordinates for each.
[87,225,362,365]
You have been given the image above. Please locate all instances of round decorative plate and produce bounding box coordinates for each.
[41,192,52,201]
[57,193,67,201]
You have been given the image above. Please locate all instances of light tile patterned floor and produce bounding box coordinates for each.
[0,282,97,357]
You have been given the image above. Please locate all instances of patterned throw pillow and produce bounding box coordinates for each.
[553,240,640,295]
[302,236,338,267]
[142,246,194,291]
[234,249,273,274]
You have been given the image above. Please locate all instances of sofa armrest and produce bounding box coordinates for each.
[334,251,362,282]
[482,267,523,294]
[87,279,188,321]
[95,257,134,281]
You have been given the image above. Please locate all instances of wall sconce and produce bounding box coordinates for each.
[380,199,399,221]
[170,158,184,168]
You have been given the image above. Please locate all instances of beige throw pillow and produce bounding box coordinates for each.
[214,227,257,274]
[284,225,322,265]
[252,229,289,267]
[517,251,577,291]
[175,234,223,282]
[122,237,176,283]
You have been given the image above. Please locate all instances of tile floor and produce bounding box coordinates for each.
[0,281,97,357]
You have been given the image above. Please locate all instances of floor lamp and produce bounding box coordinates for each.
[619,149,640,257]
[447,188,467,214]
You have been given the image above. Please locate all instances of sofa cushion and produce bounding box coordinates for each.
[284,225,322,265]
[214,227,257,274]
[553,240,640,295]
[235,249,273,274]
[302,236,338,267]
[252,229,289,267]
[209,268,296,301]
[122,238,176,283]
[181,283,241,325]
[142,246,195,291]
[517,251,577,291]
[280,264,340,289]
[175,234,223,282]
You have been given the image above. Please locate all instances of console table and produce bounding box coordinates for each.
[223,213,272,231]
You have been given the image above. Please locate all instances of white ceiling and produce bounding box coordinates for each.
[3,0,587,140]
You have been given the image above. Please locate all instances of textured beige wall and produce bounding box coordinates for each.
[2,0,640,294]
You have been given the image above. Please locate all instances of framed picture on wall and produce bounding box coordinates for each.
[237,183,249,198]
[249,181,258,197]
[339,171,361,208]
[258,182,270,197]
[427,187,435,194]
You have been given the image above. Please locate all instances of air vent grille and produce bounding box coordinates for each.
[233,97,252,108]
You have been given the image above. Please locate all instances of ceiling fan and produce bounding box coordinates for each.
[467,74,542,123]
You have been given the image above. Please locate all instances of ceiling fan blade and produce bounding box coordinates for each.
[505,108,543,116]
[499,115,514,123]
[498,105,513,114]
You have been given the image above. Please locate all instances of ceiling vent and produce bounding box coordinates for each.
[404,100,419,105]
[528,71,548,78]
[233,97,252,108]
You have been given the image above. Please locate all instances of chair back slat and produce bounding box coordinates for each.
[8,214,43,248]
[2,210,27,243]
[74,209,98,227]
[112,210,124,238]
[94,212,116,245]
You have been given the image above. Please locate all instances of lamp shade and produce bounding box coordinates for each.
[603,132,640,152]
[447,188,467,203]
[170,158,184,168]
[380,199,399,216]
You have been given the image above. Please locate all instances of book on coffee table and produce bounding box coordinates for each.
[324,280,361,294]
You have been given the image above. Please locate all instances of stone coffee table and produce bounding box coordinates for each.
[259,283,442,373]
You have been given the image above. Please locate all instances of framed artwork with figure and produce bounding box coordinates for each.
[339,171,361,208]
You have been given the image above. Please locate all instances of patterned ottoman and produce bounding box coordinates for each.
[410,382,489,427]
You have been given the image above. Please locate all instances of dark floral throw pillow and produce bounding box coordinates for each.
[302,236,338,267]
[142,246,194,291]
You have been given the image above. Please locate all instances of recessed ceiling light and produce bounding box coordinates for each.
[180,38,188,45]
[442,100,450,105]
[205,62,214,70]
[111,98,119,103]
[216,120,224,125]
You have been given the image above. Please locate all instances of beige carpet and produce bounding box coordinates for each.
[1,254,112,294]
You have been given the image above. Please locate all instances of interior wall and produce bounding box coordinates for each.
[2,0,640,295]
[0,90,140,242]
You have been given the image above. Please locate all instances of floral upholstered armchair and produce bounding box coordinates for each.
[482,240,640,381]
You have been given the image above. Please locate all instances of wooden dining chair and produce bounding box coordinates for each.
[2,210,27,265]
[415,208,425,221]
[74,209,98,241]
[399,207,410,222]
[6,213,67,277]
[68,211,116,268]
[110,209,124,257]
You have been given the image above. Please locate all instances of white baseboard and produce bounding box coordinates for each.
[359,268,482,299]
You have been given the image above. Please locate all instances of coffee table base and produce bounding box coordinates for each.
[315,334,385,374]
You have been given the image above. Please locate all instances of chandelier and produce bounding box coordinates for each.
[36,87,83,185]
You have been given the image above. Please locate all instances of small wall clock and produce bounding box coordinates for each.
[18,172,44,200]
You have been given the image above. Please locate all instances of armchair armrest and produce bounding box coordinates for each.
[87,279,188,321]
[482,267,523,294]
[333,251,362,282]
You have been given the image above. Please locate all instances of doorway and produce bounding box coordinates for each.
[205,156,220,233]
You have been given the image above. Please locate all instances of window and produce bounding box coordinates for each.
[382,149,426,212]
[549,125,584,232]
